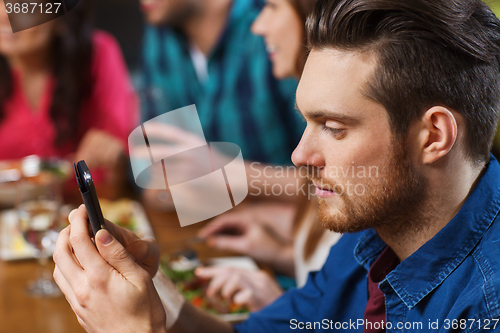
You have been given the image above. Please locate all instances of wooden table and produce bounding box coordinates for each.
[0,200,226,333]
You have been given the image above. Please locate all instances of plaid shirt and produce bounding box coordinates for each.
[138,0,304,165]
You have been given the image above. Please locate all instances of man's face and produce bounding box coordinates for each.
[292,49,427,234]
[139,0,200,26]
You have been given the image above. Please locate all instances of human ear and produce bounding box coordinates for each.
[418,106,458,164]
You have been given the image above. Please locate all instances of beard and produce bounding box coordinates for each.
[309,139,428,235]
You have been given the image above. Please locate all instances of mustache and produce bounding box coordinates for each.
[307,168,342,193]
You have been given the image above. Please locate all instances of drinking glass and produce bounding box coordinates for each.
[17,179,62,297]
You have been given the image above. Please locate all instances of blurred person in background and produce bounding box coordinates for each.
[196,0,341,312]
[0,0,138,180]
[137,0,314,211]
[138,0,303,166]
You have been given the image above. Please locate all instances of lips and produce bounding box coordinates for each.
[265,44,277,59]
[312,180,333,191]
[312,180,336,198]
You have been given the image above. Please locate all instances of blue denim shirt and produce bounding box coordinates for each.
[235,156,500,332]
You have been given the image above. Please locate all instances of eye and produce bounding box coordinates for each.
[322,126,346,138]
[323,119,347,138]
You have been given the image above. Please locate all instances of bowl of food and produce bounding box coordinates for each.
[161,252,250,323]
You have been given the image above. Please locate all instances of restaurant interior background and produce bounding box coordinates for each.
[2,0,500,332]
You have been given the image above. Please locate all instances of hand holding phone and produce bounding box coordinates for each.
[74,160,106,236]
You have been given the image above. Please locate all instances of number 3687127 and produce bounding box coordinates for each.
[5,2,62,14]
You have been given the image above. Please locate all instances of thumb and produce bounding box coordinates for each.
[208,236,247,253]
[95,229,142,283]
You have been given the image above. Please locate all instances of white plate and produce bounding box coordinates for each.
[0,210,37,260]
[0,201,155,261]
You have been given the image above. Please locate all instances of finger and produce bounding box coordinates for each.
[205,271,232,297]
[197,221,231,239]
[208,235,248,253]
[53,226,86,290]
[53,266,80,312]
[68,208,78,223]
[204,213,241,228]
[198,219,246,239]
[195,266,230,278]
[233,288,253,307]
[68,206,108,271]
[221,273,246,300]
[95,229,146,285]
[54,267,89,330]
[68,206,96,240]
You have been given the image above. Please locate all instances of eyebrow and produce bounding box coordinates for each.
[295,102,360,125]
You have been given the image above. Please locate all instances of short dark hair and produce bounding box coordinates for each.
[288,0,318,24]
[306,0,500,164]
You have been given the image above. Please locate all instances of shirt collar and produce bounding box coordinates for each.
[155,0,256,60]
[354,155,500,309]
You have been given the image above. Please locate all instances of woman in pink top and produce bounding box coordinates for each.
[0,0,137,172]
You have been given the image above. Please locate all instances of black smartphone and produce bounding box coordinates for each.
[74,160,107,236]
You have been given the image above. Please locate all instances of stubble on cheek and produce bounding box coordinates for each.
[316,175,384,234]
[314,141,428,235]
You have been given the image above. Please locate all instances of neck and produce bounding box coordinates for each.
[7,48,52,110]
[376,157,485,261]
[8,49,52,76]
[181,0,232,55]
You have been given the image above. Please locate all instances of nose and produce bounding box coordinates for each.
[251,9,267,36]
[292,127,325,169]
